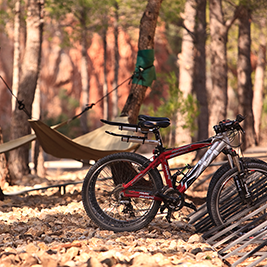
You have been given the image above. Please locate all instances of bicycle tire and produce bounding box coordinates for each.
[207,158,267,226]
[82,152,163,232]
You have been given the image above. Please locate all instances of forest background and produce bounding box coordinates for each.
[0,0,267,184]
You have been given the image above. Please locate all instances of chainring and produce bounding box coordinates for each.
[163,188,185,211]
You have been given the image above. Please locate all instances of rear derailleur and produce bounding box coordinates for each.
[159,188,197,223]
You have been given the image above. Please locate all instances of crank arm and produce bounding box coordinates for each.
[184,201,197,211]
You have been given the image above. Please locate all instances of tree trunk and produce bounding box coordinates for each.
[176,0,197,145]
[0,127,8,199]
[0,127,11,189]
[237,6,256,149]
[80,14,90,134]
[8,0,44,182]
[112,1,119,119]
[178,0,196,98]
[121,0,162,124]
[208,0,228,134]
[193,0,208,157]
[31,78,45,177]
[208,1,241,134]
[12,0,21,112]
[103,28,109,120]
[252,18,266,143]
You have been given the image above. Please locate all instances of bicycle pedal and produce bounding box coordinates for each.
[160,203,168,213]
[166,209,172,223]
[184,201,197,211]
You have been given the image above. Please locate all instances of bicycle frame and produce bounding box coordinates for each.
[121,132,233,201]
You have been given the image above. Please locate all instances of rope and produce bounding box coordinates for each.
[0,76,31,118]
[68,75,133,123]
[67,66,151,123]
[1,65,152,125]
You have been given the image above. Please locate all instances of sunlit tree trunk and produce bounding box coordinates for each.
[0,0,20,187]
[8,0,44,182]
[176,0,197,145]
[31,78,45,177]
[80,12,90,134]
[103,28,109,120]
[208,0,239,135]
[121,0,162,124]
[252,18,266,143]
[0,127,11,189]
[237,6,256,149]
[12,0,20,112]
[209,0,228,133]
[112,1,119,119]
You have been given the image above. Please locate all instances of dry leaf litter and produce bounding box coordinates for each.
[0,167,224,267]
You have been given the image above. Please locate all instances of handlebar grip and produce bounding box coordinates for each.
[213,114,245,134]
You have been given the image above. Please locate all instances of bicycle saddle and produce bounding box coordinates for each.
[138,115,170,129]
[138,115,170,122]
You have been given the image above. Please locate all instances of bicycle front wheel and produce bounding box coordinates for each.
[82,152,163,232]
[207,158,267,226]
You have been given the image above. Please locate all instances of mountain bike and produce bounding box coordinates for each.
[82,114,267,232]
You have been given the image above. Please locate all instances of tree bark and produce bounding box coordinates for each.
[80,11,90,134]
[12,0,21,112]
[176,0,197,145]
[178,0,196,98]
[121,0,162,124]
[252,18,266,143]
[8,0,44,182]
[0,127,11,189]
[237,6,256,149]
[31,78,45,177]
[209,0,228,132]
[103,28,109,120]
[193,0,208,157]
[112,1,119,119]
[208,1,240,135]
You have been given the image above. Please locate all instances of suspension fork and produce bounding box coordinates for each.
[225,149,253,204]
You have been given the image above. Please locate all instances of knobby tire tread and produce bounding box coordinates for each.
[207,157,267,226]
[82,152,163,232]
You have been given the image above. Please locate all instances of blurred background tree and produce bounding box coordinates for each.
[0,0,267,184]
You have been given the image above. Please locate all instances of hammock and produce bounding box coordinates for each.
[0,49,155,161]
[0,117,138,161]
[0,120,66,154]
[0,134,36,154]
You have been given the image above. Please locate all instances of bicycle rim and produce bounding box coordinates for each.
[84,157,161,231]
[215,165,267,225]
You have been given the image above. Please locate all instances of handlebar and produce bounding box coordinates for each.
[213,114,245,134]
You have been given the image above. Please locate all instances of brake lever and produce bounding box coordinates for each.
[239,124,245,134]
[236,114,245,123]
[235,114,245,133]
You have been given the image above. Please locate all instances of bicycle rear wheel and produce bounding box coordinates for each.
[82,152,163,232]
[207,158,267,226]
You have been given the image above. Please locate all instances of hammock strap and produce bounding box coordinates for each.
[0,75,31,118]
[67,65,152,123]
[1,57,154,126]
[1,74,133,124]
[68,75,133,123]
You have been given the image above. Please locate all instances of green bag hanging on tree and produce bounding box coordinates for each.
[132,49,156,87]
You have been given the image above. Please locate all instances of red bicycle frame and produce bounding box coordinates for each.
[121,138,213,200]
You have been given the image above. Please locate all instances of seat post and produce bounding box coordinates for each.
[153,127,165,152]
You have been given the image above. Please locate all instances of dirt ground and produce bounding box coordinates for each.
[0,161,266,267]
